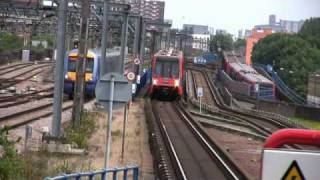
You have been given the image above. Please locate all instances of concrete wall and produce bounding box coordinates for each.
[218,86,233,106]
[219,70,251,96]
[255,100,320,121]
[0,49,53,65]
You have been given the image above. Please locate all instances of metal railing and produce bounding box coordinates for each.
[45,166,139,180]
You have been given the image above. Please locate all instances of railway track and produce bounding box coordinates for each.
[151,100,249,180]
[0,63,34,76]
[0,100,73,129]
[189,68,298,137]
[0,90,53,108]
[0,63,52,90]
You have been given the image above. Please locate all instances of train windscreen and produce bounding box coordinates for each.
[155,57,179,78]
[68,58,77,72]
[86,59,94,73]
[68,57,94,73]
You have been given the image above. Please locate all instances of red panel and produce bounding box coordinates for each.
[264,129,320,148]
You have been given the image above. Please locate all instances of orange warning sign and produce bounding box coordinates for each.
[281,160,305,180]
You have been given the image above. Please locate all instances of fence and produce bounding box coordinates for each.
[45,166,139,180]
[254,64,306,105]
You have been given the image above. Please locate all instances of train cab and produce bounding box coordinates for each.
[149,49,184,100]
[64,49,100,98]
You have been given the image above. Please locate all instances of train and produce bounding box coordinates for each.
[149,49,185,100]
[63,48,120,99]
[225,61,275,99]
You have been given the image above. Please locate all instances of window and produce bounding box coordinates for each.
[68,57,94,73]
[155,57,179,78]
[86,59,94,73]
[68,59,77,72]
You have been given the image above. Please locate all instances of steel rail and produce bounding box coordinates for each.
[152,100,248,179]
[173,102,243,180]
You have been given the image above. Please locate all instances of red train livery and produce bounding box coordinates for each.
[149,50,184,99]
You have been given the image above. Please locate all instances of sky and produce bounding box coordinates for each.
[162,0,320,36]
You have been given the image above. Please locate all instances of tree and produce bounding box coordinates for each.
[252,33,320,97]
[233,38,246,51]
[209,33,233,53]
[0,33,23,52]
[299,17,320,49]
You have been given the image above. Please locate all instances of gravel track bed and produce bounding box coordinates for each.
[203,126,263,179]
[0,98,52,117]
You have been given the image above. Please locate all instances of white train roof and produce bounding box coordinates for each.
[229,62,274,84]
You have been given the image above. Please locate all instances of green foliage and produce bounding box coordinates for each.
[252,33,320,97]
[290,117,320,130]
[192,49,204,57]
[233,38,246,50]
[111,129,122,138]
[299,17,320,49]
[64,112,98,149]
[0,33,23,52]
[0,128,24,180]
[209,33,233,53]
[53,159,75,174]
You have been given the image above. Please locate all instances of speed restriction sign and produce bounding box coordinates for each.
[126,72,135,82]
[134,58,140,65]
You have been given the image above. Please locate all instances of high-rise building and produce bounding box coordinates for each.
[181,24,210,51]
[238,29,243,39]
[269,14,276,25]
[112,0,165,22]
[279,20,304,33]
[183,24,209,35]
[255,14,304,33]
[130,0,165,22]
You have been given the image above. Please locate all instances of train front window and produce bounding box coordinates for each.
[86,59,94,73]
[68,58,77,72]
[155,58,179,78]
[68,57,94,73]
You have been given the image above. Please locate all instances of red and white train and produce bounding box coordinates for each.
[149,49,184,100]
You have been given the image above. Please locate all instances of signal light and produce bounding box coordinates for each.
[153,79,158,85]
[174,79,180,87]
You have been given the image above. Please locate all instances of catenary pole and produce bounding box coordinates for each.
[72,0,91,129]
[52,0,68,137]
[119,12,129,74]
[100,0,109,77]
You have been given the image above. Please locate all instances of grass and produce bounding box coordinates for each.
[111,129,122,138]
[290,117,320,130]
[64,112,98,149]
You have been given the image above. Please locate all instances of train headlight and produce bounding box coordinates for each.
[64,74,68,79]
[174,79,180,87]
[152,79,158,85]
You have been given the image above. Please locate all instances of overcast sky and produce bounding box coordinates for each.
[163,0,320,36]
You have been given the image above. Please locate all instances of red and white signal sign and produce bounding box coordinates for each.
[134,58,140,65]
[126,72,135,82]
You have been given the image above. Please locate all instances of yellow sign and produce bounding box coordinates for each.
[281,160,305,180]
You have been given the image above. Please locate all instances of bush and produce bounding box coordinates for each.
[64,112,98,149]
[0,128,25,180]
[0,33,23,52]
